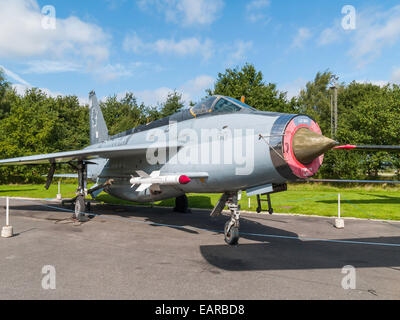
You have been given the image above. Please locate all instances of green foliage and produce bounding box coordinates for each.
[0,88,89,183]
[206,63,292,113]
[0,64,399,183]
[159,91,184,118]
[296,71,339,135]
[0,70,11,120]
[298,73,400,179]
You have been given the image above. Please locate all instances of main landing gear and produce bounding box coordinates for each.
[174,195,191,213]
[61,161,92,222]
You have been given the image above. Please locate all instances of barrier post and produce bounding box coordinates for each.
[2,197,14,238]
[335,193,345,229]
[57,181,62,200]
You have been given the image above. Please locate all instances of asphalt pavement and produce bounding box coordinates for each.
[0,197,399,300]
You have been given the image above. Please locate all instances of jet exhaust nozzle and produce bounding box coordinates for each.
[292,128,338,164]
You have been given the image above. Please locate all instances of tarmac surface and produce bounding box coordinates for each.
[0,197,399,300]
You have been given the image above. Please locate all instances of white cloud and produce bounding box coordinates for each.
[0,65,32,87]
[137,0,224,26]
[12,83,64,98]
[1,65,88,105]
[355,79,389,87]
[105,0,127,10]
[246,0,270,23]
[12,83,88,105]
[0,0,110,63]
[117,75,214,106]
[226,40,253,66]
[93,62,146,82]
[22,60,81,74]
[179,75,215,98]
[291,27,312,49]
[318,25,342,46]
[280,78,307,99]
[348,5,400,67]
[319,5,400,67]
[123,33,214,60]
[392,67,400,83]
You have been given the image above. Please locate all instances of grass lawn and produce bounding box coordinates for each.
[0,183,399,221]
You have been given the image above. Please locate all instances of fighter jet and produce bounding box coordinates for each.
[0,91,372,245]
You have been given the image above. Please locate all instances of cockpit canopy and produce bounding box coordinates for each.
[190,96,256,117]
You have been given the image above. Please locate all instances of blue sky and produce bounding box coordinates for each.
[1,0,400,106]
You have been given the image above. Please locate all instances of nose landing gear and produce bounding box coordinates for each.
[211,192,242,245]
[224,193,241,246]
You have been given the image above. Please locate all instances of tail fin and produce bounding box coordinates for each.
[89,91,109,145]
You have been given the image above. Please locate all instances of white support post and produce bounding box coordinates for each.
[248,198,251,209]
[335,193,344,229]
[57,181,62,200]
[6,197,9,226]
[2,197,13,238]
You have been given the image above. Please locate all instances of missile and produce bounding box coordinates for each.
[130,171,191,192]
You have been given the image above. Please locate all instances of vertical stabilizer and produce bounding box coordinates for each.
[89,91,109,145]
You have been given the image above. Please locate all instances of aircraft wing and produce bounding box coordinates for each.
[0,141,181,165]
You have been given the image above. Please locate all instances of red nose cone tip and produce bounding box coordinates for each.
[179,175,191,185]
[334,145,357,150]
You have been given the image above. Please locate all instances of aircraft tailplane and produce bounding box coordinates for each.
[89,91,109,145]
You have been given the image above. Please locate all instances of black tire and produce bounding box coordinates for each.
[74,195,86,221]
[224,221,239,246]
[174,195,190,213]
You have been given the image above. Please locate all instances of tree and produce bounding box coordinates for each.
[298,73,400,179]
[296,71,339,136]
[206,63,291,113]
[101,93,148,136]
[337,82,400,177]
[0,88,89,183]
[160,91,184,118]
[0,70,11,120]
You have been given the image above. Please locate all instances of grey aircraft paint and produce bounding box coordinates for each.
[0,92,333,203]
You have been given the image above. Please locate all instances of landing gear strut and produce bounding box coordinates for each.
[224,193,240,246]
[70,161,90,222]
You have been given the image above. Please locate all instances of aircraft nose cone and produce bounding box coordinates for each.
[293,128,338,164]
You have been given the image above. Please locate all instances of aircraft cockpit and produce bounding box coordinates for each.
[189,96,256,118]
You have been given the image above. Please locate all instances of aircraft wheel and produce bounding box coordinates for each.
[74,195,87,222]
[174,195,190,213]
[224,221,239,246]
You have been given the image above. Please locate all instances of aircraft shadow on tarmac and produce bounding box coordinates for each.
[6,202,400,271]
